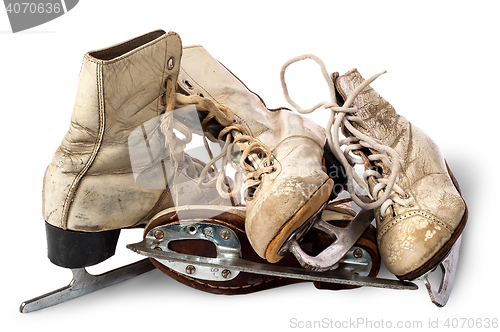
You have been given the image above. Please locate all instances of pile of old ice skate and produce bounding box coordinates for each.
[20,30,467,313]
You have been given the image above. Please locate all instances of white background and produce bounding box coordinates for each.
[1,1,498,331]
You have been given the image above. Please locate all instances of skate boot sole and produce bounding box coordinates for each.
[265,178,335,263]
[396,162,468,281]
[135,205,388,295]
[143,206,307,295]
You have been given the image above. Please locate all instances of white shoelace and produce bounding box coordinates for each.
[280,55,409,217]
[160,93,277,201]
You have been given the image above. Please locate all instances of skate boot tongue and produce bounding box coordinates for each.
[336,68,401,138]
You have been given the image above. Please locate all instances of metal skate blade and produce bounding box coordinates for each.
[280,205,375,271]
[127,239,417,290]
[418,235,462,307]
[20,258,154,313]
[143,222,242,281]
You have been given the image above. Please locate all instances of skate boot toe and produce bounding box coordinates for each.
[246,177,334,263]
[378,208,463,280]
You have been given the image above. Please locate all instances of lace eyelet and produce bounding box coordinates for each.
[245,186,257,200]
[263,160,274,167]
[184,80,194,90]
[167,57,175,70]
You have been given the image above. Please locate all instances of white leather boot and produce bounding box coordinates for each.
[177,46,334,263]
[334,69,467,280]
[42,30,232,267]
[279,55,467,280]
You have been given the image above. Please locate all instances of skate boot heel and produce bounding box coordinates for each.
[21,223,153,313]
[45,222,120,268]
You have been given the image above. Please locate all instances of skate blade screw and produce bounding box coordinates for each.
[221,269,232,279]
[154,230,165,240]
[186,265,196,275]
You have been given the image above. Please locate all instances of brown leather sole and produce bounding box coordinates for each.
[145,208,303,294]
[264,178,335,263]
[396,161,468,281]
[143,206,380,294]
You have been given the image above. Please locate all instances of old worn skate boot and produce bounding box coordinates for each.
[280,55,467,280]
[177,46,334,263]
[42,30,233,269]
[334,69,467,280]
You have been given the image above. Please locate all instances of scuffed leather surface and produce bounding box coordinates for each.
[336,69,466,276]
[43,31,184,231]
[179,46,331,260]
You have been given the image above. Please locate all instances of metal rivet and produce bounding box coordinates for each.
[221,269,231,279]
[154,230,165,240]
[186,265,196,275]
[221,229,231,240]
[187,225,197,235]
[167,57,175,70]
[353,248,363,258]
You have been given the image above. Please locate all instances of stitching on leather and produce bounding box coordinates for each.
[158,217,279,290]
[142,34,179,223]
[178,68,254,136]
[168,266,285,290]
[157,33,169,116]
[206,218,244,234]
[162,34,181,114]
[61,62,106,229]
[179,68,215,101]
[167,217,244,234]
[378,210,452,240]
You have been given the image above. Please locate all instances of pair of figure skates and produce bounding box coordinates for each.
[20,30,467,312]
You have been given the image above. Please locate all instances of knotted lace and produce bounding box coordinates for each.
[280,55,409,217]
[196,123,278,200]
[160,90,277,201]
